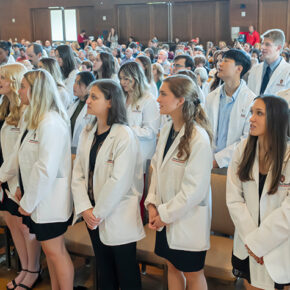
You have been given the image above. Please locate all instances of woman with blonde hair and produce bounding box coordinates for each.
[38,57,71,108]
[0,69,74,290]
[152,62,164,92]
[145,74,213,290]
[118,61,160,171]
[0,63,41,290]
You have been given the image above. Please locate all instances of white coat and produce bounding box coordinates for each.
[247,58,290,95]
[127,93,160,171]
[71,123,145,246]
[0,121,22,202]
[67,99,88,149]
[205,80,256,168]
[227,140,290,288]
[145,121,212,251]
[64,69,78,102]
[149,80,158,99]
[0,111,72,223]
[277,88,290,107]
[58,86,71,109]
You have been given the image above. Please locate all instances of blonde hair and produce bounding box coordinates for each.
[152,63,164,81]
[262,29,285,52]
[163,75,212,161]
[24,69,69,130]
[0,63,27,126]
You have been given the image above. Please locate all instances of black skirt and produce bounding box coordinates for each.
[22,215,73,242]
[0,182,22,217]
[232,254,290,290]
[155,227,207,272]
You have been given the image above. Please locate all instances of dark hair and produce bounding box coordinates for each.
[223,49,251,78]
[174,55,195,71]
[29,43,43,56]
[144,48,154,62]
[238,95,289,195]
[55,44,76,79]
[95,51,115,79]
[281,50,289,62]
[77,71,95,87]
[251,48,260,58]
[136,55,153,83]
[129,42,137,49]
[20,47,26,53]
[89,79,127,127]
[81,60,93,71]
[0,41,11,56]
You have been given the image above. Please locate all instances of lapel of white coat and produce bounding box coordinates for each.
[266,58,285,92]
[160,125,185,170]
[212,87,221,144]
[255,64,264,95]
[84,122,97,184]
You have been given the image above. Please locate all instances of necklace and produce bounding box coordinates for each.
[170,126,179,140]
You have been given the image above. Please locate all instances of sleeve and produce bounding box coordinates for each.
[131,97,160,140]
[20,120,70,213]
[71,129,93,216]
[92,130,142,220]
[254,31,260,44]
[245,183,290,257]
[226,142,257,244]
[157,133,213,224]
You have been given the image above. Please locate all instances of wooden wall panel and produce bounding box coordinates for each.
[172,3,191,41]
[130,5,150,43]
[260,0,288,34]
[31,9,51,43]
[152,5,169,42]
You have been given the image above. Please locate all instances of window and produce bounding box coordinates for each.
[50,8,77,42]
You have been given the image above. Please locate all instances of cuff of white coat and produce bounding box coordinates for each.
[19,198,34,214]
[245,230,265,258]
[157,204,172,224]
[75,201,94,217]
[214,151,229,168]
[144,196,157,210]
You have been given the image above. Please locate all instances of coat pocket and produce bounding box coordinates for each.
[168,205,210,251]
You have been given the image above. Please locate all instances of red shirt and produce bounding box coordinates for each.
[239,30,260,45]
[77,34,86,44]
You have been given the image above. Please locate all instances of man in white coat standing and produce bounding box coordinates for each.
[205,49,256,168]
[248,29,290,95]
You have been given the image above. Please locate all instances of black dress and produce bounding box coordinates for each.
[19,130,72,241]
[232,173,290,289]
[154,125,207,272]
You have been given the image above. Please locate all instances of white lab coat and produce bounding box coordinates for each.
[64,69,78,102]
[0,111,72,223]
[145,121,212,251]
[227,140,290,288]
[67,99,88,149]
[205,80,256,168]
[71,123,145,246]
[127,93,160,171]
[149,80,158,99]
[58,86,71,109]
[0,121,22,202]
[247,58,290,95]
[277,88,290,107]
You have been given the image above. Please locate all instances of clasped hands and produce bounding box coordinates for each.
[148,204,167,230]
[82,208,101,230]
[245,244,264,265]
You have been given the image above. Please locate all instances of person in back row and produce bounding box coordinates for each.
[248,29,290,95]
[205,49,256,168]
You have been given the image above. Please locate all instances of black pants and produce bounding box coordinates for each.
[87,227,141,290]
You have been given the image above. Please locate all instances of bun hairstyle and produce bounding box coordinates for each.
[163,75,212,161]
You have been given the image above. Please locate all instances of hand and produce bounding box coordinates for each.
[245,245,264,265]
[15,187,22,203]
[213,159,219,168]
[151,215,167,230]
[148,204,159,230]
[82,208,101,230]
[18,207,31,216]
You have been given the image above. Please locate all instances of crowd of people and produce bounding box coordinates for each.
[0,24,289,290]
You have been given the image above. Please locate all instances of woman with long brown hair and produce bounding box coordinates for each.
[145,74,213,290]
[227,95,290,290]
